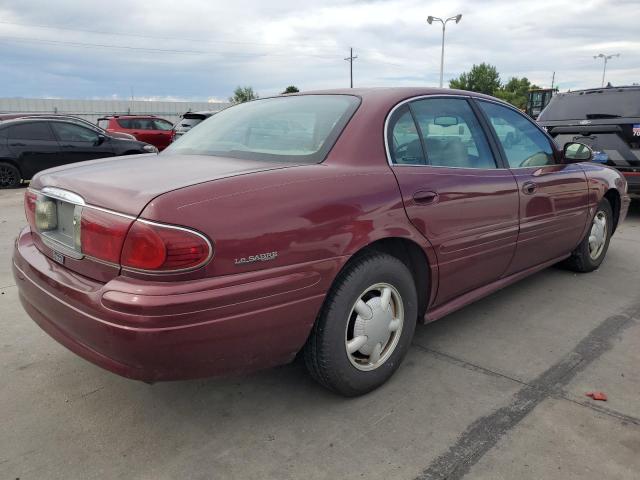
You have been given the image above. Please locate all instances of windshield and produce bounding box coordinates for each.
[539,89,640,121]
[164,95,360,163]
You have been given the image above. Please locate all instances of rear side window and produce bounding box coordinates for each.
[388,106,425,165]
[97,119,110,129]
[8,122,55,141]
[117,118,156,130]
[479,101,554,168]
[410,98,497,169]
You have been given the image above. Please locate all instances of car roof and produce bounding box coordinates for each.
[99,115,160,119]
[559,85,640,96]
[246,87,510,119]
[264,87,505,109]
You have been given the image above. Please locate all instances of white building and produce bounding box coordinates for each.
[0,98,230,124]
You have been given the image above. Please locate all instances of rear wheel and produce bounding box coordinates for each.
[564,199,613,272]
[0,162,21,189]
[304,253,418,396]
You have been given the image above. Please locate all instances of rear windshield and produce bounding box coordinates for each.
[539,89,640,121]
[175,118,204,129]
[164,95,360,163]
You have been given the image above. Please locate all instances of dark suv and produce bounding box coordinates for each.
[0,117,157,188]
[538,86,640,196]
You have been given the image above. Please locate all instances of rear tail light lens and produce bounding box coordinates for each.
[24,190,37,227]
[121,221,211,271]
[25,190,211,273]
[80,208,132,264]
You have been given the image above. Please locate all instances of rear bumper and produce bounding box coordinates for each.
[13,227,343,381]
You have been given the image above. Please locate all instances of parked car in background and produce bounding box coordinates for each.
[97,115,174,151]
[172,111,217,142]
[0,117,157,188]
[538,85,640,197]
[0,114,137,140]
[14,89,629,396]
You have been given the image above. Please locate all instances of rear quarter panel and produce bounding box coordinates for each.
[136,163,437,286]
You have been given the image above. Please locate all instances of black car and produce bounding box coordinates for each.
[171,111,217,142]
[538,85,640,196]
[0,117,157,188]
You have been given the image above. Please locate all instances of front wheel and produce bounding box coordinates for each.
[564,199,613,273]
[304,253,418,396]
[0,162,22,189]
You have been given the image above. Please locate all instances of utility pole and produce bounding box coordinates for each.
[593,53,620,87]
[344,47,358,88]
[551,71,555,90]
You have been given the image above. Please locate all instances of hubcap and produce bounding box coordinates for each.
[0,166,16,188]
[588,210,607,260]
[345,283,404,371]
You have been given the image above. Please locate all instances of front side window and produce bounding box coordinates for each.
[8,122,54,141]
[411,98,497,169]
[51,122,99,142]
[478,101,555,168]
[165,95,360,163]
[388,106,425,165]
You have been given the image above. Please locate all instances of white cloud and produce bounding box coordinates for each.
[0,0,637,99]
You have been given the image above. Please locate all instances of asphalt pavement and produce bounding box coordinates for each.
[1,186,639,479]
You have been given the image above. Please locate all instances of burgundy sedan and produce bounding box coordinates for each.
[13,88,630,396]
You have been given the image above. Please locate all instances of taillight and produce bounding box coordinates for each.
[80,208,132,264]
[24,190,37,227]
[120,220,211,272]
[25,190,211,273]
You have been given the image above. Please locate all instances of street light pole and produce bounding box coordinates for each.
[594,53,620,87]
[427,13,462,88]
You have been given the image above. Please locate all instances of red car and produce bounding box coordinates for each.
[14,89,630,396]
[97,115,174,151]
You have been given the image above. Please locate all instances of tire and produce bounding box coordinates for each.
[304,253,418,396]
[564,199,613,273]
[0,162,22,189]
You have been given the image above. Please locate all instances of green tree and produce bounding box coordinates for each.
[449,63,501,95]
[229,86,258,104]
[282,85,300,94]
[495,77,539,110]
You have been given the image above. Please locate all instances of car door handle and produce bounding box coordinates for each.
[413,191,439,205]
[9,142,26,147]
[522,181,538,195]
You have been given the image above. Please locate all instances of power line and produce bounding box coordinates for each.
[0,34,413,70]
[0,19,343,53]
[0,35,340,59]
[0,19,413,64]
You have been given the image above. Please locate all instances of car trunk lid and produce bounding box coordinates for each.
[28,153,296,282]
[31,153,294,214]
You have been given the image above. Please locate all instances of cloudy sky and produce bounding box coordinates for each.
[0,0,638,101]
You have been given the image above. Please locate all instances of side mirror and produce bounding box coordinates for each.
[563,142,593,163]
[96,134,106,145]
